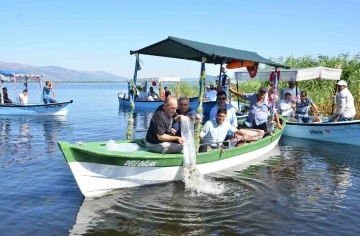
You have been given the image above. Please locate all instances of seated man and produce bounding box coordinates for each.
[278,92,296,119]
[2,87,12,103]
[172,96,198,137]
[200,108,264,152]
[295,91,320,123]
[144,96,184,154]
[42,81,57,104]
[229,86,283,132]
[19,89,28,105]
[137,86,147,100]
[147,87,159,100]
[209,91,237,128]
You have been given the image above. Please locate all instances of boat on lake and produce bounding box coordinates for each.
[118,76,199,110]
[0,70,73,116]
[235,66,360,145]
[58,36,289,197]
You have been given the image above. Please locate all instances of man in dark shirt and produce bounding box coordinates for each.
[2,87,12,103]
[145,96,184,154]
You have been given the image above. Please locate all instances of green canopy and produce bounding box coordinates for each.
[130,36,290,68]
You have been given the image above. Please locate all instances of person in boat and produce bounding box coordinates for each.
[163,87,171,99]
[147,91,159,101]
[19,89,28,105]
[219,67,229,97]
[172,96,201,137]
[147,87,159,100]
[137,86,148,100]
[278,92,296,119]
[204,85,217,102]
[229,86,283,132]
[209,91,237,128]
[282,78,301,101]
[2,87,12,103]
[200,108,264,152]
[295,91,321,123]
[42,81,57,104]
[144,96,184,154]
[328,80,356,122]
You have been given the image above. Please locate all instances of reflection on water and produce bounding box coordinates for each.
[0,116,68,165]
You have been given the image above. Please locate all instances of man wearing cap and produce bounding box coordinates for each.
[229,86,283,132]
[328,80,356,122]
[282,78,301,101]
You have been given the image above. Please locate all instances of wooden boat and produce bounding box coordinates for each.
[58,123,284,198]
[0,70,73,116]
[119,95,199,110]
[118,76,199,110]
[0,101,73,116]
[235,66,360,145]
[58,36,290,197]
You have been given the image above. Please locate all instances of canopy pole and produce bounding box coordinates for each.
[331,82,339,115]
[268,67,278,134]
[127,53,140,141]
[0,80,3,103]
[195,57,207,154]
[236,81,240,111]
[217,63,223,92]
[159,81,163,100]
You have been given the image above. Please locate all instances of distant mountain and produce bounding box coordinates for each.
[0,62,127,82]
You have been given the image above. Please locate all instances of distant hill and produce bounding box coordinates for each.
[0,62,127,82]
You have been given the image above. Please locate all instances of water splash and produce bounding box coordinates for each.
[180,116,226,195]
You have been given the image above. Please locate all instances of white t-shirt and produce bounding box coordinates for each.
[138,91,147,100]
[278,99,294,117]
[200,120,237,148]
[336,88,356,118]
[205,90,217,101]
[19,93,28,104]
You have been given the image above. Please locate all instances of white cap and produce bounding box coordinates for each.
[336,80,347,86]
[205,85,210,88]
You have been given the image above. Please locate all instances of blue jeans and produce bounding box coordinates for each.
[328,114,354,122]
[43,98,57,104]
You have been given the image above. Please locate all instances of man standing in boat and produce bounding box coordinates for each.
[282,78,301,101]
[229,86,283,132]
[144,96,184,154]
[42,81,57,104]
[328,80,356,122]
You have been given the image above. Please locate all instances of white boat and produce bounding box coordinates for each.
[235,66,360,145]
[118,76,200,110]
[0,70,73,116]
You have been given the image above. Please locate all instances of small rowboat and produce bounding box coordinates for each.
[0,70,73,116]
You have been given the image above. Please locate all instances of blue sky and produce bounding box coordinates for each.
[1,0,359,78]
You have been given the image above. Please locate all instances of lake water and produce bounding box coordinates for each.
[1,83,359,236]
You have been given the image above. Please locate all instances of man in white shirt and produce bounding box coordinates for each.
[137,86,147,100]
[282,78,301,101]
[204,85,217,102]
[200,108,264,152]
[19,89,28,105]
[328,80,356,122]
[278,92,296,118]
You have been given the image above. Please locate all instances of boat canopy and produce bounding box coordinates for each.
[130,36,290,69]
[128,76,181,83]
[235,66,342,82]
[0,70,42,82]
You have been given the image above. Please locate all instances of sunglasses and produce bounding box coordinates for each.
[218,97,226,100]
